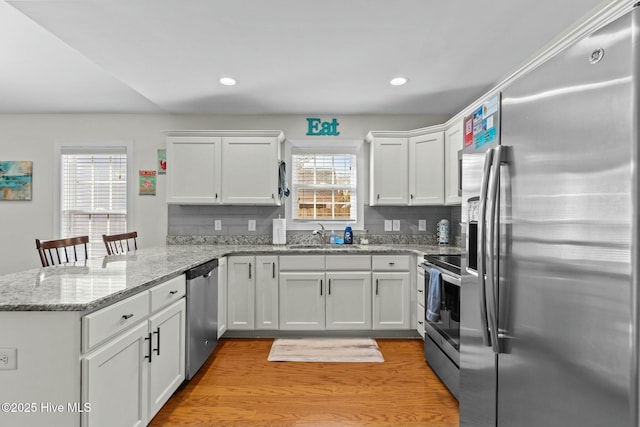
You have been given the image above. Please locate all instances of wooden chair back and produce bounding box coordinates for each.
[102,231,138,255]
[35,235,90,267]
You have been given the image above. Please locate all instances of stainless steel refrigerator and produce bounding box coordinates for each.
[460,6,639,427]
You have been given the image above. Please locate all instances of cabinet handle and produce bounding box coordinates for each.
[377,194,380,200]
[328,279,331,295]
[376,279,379,295]
[153,327,160,356]
[249,263,252,279]
[215,193,218,199]
[272,193,275,199]
[410,194,414,199]
[320,279,323,296]
[272,262,275,279]
[169,290,178,295]
[418,321,424,325]
[144,332,153,363]
[418,289,423,293]
[122,313,134,320]
[389,262,396,266]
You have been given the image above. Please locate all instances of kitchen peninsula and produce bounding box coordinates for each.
[0,243,458,427]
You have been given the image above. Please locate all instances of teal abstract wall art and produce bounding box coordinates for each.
[0,161,32,201]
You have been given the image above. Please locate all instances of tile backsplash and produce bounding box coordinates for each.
[168,204,461,245]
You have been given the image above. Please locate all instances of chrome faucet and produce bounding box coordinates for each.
[312,223,326,245]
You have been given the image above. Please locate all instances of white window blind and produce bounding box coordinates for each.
[291,153,357,221]
[61,147,128,257]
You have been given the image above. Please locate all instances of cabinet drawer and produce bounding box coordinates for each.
[326,255,371,271]
[279,255,325,271]
[372,255,410,271]
[417,304,425,337]
[82,291,150,352]
[417,272,425,298]
[150,275,186,312]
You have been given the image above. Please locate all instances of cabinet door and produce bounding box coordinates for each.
[227,256,255,330]
[148,299,186,420]
[82,322,149,427]
[166,137,221,204]
[217,257,228,338]
[221,137,279,205]
[325,272,372,330]
[372,272,411,329]
[279,272,325,330]
[408,131,444,205]
[444,121,463,205]
[370,137,408,205]
[255,256,279,330]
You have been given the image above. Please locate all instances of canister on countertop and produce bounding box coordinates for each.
[436,219,449,245]
[273,218,286,245]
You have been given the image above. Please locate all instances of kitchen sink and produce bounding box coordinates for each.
[287,244,360,249]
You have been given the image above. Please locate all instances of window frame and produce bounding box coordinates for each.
[53,141,134,250]
[285,139,364,231]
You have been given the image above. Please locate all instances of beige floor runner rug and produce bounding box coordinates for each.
[267,338,384,362]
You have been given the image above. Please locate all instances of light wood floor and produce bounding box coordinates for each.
[150,338,459,427]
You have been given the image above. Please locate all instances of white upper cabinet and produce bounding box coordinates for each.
[166,136,222,204]
[369,136,408,205]
[408,131,444,205]
[221,136,280,205]
[367,128,445,206]
[166,130,283,205]
[444,120,463,205]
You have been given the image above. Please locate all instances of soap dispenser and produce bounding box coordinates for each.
[344,225,353,244]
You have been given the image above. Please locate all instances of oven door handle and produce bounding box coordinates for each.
[422,264,460,287]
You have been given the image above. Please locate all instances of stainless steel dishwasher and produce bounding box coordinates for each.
[185,258,218,380]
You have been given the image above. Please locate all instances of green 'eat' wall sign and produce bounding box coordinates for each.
[306,118,340,136]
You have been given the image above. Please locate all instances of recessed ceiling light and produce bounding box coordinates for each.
[390,77,408,86]
[219,77,237,86]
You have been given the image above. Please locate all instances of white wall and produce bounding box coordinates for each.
[0,113,447,274]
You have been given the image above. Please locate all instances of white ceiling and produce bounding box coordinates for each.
[1,0,609,116]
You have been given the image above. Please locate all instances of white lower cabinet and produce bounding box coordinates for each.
[228,255,279,330]
[372,272,410,329]
[217,257,228,338]
[227,256,255,330]
[82,322,149,427]
[255,256,279,329]
[279,255,373,330]
[229,254,413,333]
[82,276,187,427]
[372,255,411,330]
[148,300,186,419]
[279,272,325,330]
[325,272,372,330]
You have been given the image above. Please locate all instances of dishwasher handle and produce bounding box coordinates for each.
[186,259,219,280]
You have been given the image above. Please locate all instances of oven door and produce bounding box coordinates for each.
[423,263,461,366]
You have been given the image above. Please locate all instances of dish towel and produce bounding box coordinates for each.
[278,161,290,200]
[426,269,442,322]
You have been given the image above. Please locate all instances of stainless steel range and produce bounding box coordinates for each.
[422,254,461,399]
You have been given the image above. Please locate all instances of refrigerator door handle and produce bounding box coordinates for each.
[486,145,508,354]
[478,148,494,347]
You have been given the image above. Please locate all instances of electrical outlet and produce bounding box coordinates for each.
[392,220,401,231]
[418,220,427,231]
[0,348,17,370]
[214,220,222,231]
[384,220,392,232]
[248,219,256,231]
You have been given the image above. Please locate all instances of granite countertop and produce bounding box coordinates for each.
[0,243,459,313]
